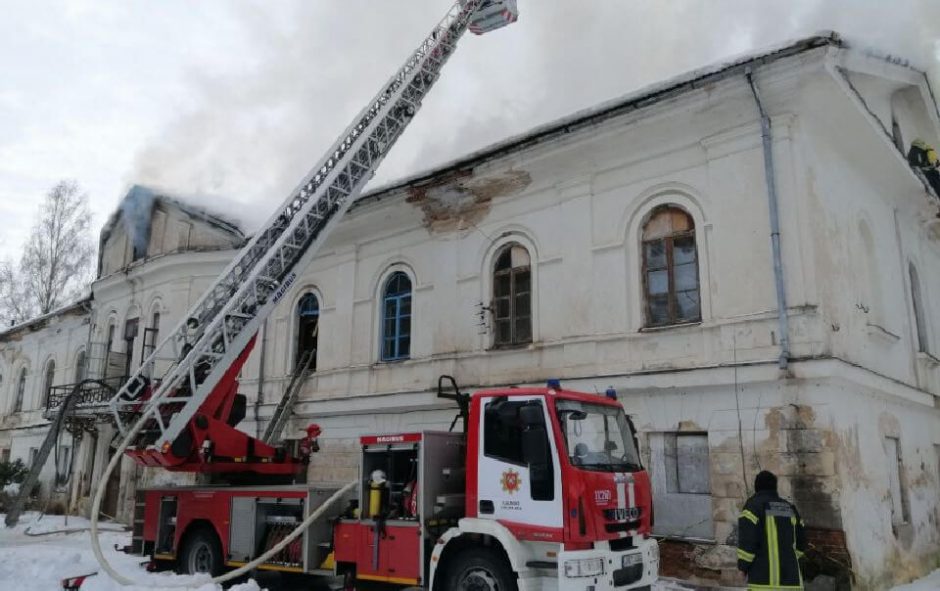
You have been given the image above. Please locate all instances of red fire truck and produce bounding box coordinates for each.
[136,378,658,590]
[48,2,659,589]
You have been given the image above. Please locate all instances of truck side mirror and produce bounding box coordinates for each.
[519,403,543,427]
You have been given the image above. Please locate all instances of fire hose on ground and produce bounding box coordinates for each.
[89,408,357,587]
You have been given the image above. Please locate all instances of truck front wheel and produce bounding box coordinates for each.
[443,547,517,591]
[179,526,224,577]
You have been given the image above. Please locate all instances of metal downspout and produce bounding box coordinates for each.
[746,68,791,371]
[254,318,268,439]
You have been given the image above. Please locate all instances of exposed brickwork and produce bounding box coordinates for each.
[658,539,742,587]
[659,539,710,580]
[803,527,853,590]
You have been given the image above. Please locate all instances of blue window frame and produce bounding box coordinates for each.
[381,272,412,361]
[298,293,320,318]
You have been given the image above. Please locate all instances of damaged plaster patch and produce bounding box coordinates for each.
[406,169,532,233]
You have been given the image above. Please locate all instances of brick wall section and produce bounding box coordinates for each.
[803,527,853,589]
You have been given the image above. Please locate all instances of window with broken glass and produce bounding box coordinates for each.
[492,243,532,346]
[885,436,911,526]
[381,272,412,361]
[642,206,701,327]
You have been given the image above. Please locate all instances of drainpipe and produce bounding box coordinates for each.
[746,68,791,371]
[254,319,268,439]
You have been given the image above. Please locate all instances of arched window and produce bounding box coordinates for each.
[381,272,412,361]
[910,263,929,353]
[74,350,87,382]
[43,360,56,407]
[642,206,700,327]
[106,319,116,351]
[493,243,532,346]
[296,293,319,371]
[14,368,27,412]
[148,311,161,351]
[142,310,161,378]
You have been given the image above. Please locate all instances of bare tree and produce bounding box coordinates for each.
[0,181,94,325]
[0,261,36,324]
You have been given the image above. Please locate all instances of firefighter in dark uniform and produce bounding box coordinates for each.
[738,471,807,590]
[908,138,940,196]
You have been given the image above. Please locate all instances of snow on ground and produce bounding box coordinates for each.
[891,569,940,591]
[0,513,262,591]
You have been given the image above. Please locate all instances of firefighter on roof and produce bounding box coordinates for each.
[738,470,807,590]
[908,138,940,196]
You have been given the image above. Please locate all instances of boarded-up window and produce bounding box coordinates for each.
[642,207,700,327]
[885,437,910,526]
[664,433,710,494]
[14,368,27,412]
[648,432,713,539]
[149,209,167,255]
[493,243,532,346]
[177,221,193,251]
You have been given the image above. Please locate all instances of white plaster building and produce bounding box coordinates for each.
[0,301,90,504]
[0,189,246,517]
[1,34,938,590]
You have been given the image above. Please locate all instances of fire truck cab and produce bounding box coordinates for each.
[333,382,659,590]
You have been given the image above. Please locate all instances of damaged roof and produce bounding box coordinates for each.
[97,185,247,275]
[356,32,851,206]
[99,185,245,244]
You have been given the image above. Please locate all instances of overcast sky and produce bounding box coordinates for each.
[1,0,937,261]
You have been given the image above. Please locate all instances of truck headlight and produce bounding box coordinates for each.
[622,553,643,568]
[564,557,605,578]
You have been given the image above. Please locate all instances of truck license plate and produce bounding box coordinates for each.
[604,507,640,521]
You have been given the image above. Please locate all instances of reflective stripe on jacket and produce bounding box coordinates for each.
[738,491,807,590]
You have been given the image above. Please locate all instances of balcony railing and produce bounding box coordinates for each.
[43,376,130,421]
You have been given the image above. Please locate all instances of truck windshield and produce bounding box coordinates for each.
[556,400,641,472]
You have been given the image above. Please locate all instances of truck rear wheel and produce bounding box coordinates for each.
[443,547,517,591]
[179,526,223,577]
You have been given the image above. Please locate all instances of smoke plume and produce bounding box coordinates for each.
[131,1,940,231]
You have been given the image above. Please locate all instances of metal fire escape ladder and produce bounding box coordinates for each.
[262,350,315,445]
[107,0,487,452]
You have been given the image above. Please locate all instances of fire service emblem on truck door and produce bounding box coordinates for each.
[500,468,521,494]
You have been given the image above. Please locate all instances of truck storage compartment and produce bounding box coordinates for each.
[228,496,305,570]
[361,443,419,521]
[155,496,178,558]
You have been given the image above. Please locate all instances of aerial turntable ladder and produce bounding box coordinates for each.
[99,0,519,475]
